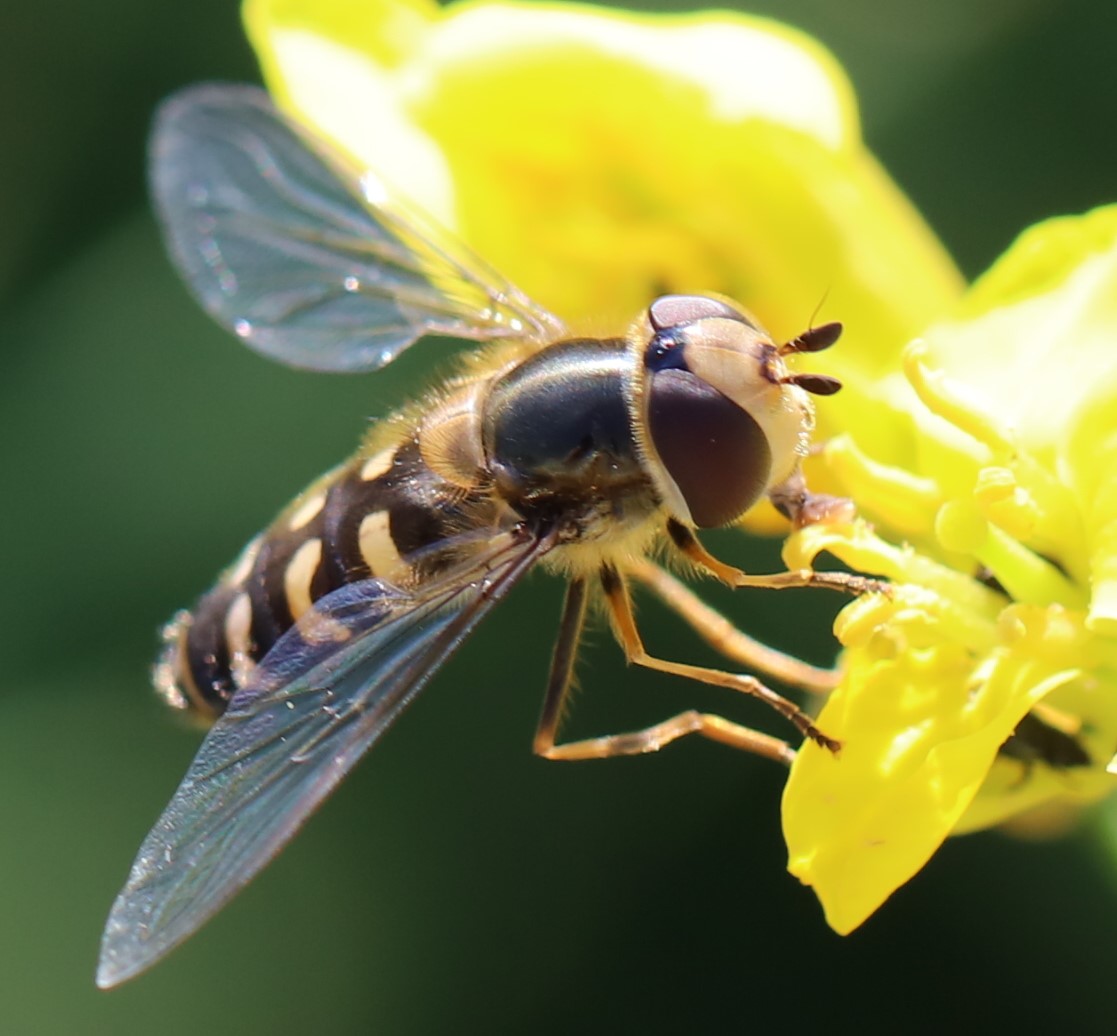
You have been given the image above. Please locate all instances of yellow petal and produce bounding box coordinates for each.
[789,208,1117,932]
[244,0,962,353]
[784,593,1082,935]
[244,0,459,226]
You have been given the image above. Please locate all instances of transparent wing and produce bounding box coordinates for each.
[151,83,564,372]
[97,530,547,988]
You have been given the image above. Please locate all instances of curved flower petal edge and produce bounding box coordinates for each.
[782,205,1117,935]
[243,0,961,400]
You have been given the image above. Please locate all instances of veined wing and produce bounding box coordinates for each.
[97,528,549,988]
[150,84,565,372]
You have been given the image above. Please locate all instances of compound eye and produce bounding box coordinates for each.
[648,294,751,332]
[646,369,771,528]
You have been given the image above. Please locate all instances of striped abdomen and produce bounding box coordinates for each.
[157,431,499,720]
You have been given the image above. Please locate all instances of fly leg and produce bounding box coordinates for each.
[532,569,839,768]
[625,557,838,695]
[665,518,888,596]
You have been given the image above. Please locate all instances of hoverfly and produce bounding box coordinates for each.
[97,83,881,988]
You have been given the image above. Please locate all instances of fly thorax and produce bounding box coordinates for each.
[480,338,657,529]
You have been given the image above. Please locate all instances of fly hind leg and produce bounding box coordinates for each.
[532,569,839,770]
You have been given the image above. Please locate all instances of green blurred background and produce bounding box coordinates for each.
[3,1,1117,1032]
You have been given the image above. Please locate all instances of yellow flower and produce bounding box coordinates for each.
[242,0,1117,935]
[243,0,961,447]
[246,0,963,530]
[783,206,1117,933]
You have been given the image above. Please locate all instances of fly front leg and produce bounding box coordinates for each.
[665,518,888,597]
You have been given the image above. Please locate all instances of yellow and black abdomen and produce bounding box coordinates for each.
[158,432,495,720]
